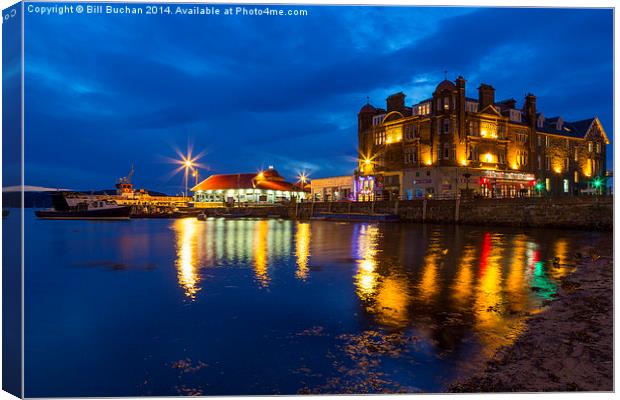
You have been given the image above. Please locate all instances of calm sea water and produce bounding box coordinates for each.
[22,211,611,396]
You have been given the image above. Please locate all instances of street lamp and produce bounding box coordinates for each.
[182,158,194,197]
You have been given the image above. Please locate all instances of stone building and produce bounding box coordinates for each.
[356,77,609,199]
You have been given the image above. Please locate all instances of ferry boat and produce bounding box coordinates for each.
[35,193,132,220]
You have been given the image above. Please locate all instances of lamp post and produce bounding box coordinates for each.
[184,159,193,197]
[298,172,308,201]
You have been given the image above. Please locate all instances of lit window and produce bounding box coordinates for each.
[574,171,579,183]
[563,179,569,193]
[545,178,550,191]
[545,136,550,147]
[596,143,601,154]
[588,142,593,152]
[574,148,578,162]
[444,97,450,110]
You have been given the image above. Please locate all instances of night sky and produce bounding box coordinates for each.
[23,4,613,194]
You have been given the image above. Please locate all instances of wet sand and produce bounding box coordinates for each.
[450,252,613,392]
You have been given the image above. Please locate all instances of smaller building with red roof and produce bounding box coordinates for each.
[191,166,306,205]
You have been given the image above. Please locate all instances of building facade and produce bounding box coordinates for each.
[191,167,306,206]
[310,176,354,201]
[357,77,609,199]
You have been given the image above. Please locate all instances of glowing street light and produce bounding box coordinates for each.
[166,144,207,199]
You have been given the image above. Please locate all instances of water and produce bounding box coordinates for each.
[22,211,610,396]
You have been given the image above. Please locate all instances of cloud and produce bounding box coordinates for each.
[23,6,613,192]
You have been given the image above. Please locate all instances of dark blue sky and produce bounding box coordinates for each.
[24,4,613,194]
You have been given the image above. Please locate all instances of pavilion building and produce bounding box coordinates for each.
[191,166,306,205]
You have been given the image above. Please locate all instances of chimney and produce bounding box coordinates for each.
[456,76,466,140]
[504,99,516,109]
[478,84,495,108]
[524,93,537,121]
[524,93,537,172]
[386,92,406,114]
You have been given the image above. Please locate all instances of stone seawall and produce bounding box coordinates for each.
[292,197,613,231]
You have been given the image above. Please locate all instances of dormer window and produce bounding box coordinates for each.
[466,102,478,113]
[509,109,522,122]
[537,114,545,128]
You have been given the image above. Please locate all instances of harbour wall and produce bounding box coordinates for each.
[292,196,613,231]
[198,197,612,231]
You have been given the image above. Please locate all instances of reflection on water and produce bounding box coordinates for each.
[253,220,270,287]
[295,222,311,281]
[173,218,202,299]
[170,218,593,342]
[30,215,608,396]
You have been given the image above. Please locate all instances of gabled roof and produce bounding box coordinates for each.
[538,117,597,139]
[478,104,502,116]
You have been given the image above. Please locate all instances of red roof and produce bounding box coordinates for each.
[191,171,302,192]
[192,173,256,191]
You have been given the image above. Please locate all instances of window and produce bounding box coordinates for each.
[588,142,593,153]
[498,125,506,139]
[443,97,450,110]
[574,147,579,162]
[537,155,542,170]
[443,119,450,134]
[404,148,417,164]
[545,178,550,192]
[574,171,579,184]
[499,151,506,164]
[596,143,601,154]
[545,156,550,171]
[563,179,569,193]
[443,143,450,159]
[404,124,415,140]
[451,144,456,161]
[538,136,542,146]
[545,136,550,147]
[374,131,386,145]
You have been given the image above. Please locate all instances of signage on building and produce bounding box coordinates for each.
[482,170,535,181]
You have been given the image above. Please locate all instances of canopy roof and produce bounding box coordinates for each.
[191,169,302,192]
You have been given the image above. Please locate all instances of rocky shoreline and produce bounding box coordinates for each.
[449,252,613,392]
